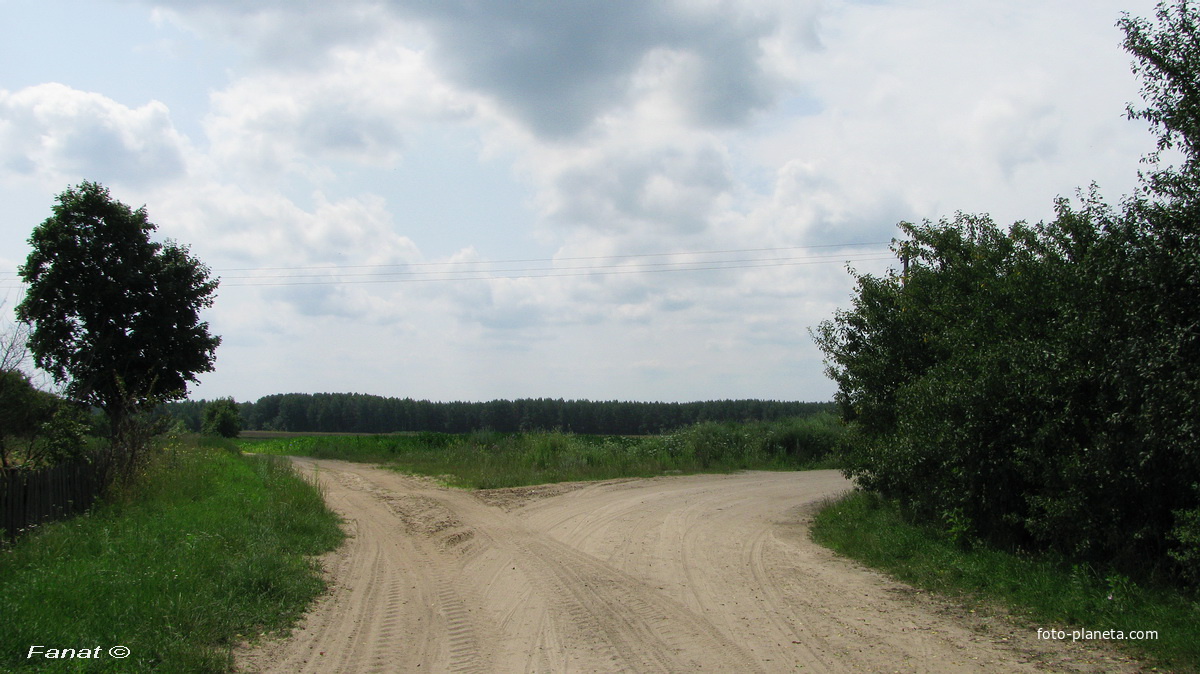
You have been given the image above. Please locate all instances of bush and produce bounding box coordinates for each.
[816,199,1200,582]
[813,3,1200,586]
[201,398,242,438]
[761,413,846,464]
[1,370,90,470]
[1169,498,1200,585]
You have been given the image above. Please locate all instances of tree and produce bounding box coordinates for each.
[1,301,32,374]
[1116,0,1200,582]
[0,369,44,470]
[1120,0,1200,198]
[0,369,88,471]
[2,300,88,471]
[0,303,37,468]
[813,1,1200,583]
[16,182,220,472]
[201,397,242,438]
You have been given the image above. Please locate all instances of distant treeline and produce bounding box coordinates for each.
[164,394,834,436]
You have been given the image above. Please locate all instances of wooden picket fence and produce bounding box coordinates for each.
[1,455,112,539]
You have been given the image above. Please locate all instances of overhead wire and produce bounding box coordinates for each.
[213,241,890,272]
[0,241,896,290]
[224,255,894,286]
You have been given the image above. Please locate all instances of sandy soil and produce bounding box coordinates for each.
[235,459,1146,673]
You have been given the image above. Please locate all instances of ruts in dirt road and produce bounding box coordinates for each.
[236,460,1143,673]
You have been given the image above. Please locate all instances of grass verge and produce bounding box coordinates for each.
[239,415,847,488]
[811,490,1200,672]
[0,435,344,672]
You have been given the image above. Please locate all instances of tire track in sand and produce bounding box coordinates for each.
[238,461,1149,673]
[236,460,492,673]
[338,462,762,673]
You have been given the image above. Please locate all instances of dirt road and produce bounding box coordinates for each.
[236,459,1143,673]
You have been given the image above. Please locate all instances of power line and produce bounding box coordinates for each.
[213,241,891,273]
[220,249,889,282]
[222,254,895,287]
[0,241,896,290]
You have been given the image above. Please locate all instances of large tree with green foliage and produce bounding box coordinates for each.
[16,182,220,471]
[815,0,1200,585]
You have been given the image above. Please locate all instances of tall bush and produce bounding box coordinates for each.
[815,1,1200,583]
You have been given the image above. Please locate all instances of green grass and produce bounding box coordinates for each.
[0,435,344,672]
[812,490,1200,672]
[239,414,848,488]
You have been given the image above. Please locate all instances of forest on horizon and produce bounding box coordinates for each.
[165,393,833,436]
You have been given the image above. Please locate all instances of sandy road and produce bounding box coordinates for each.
[236,459,1144,673]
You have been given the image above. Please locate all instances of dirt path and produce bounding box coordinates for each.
[235,460,1145,673]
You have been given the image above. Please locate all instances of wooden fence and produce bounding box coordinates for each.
[1,455,112,539]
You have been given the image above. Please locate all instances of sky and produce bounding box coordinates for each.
[0,0,1164,404]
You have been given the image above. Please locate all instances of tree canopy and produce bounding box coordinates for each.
[814,0,1200,586]
[1121,1,1200,197]
[17,182,220,456]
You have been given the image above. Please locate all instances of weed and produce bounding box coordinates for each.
[239,415,850,489]
[812,491,1200,672]
[0,436,343,672]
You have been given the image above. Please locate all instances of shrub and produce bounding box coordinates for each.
[813,3,1200,585]
[201,398,242,438]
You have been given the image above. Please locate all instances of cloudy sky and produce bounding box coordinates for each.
[0,0,1162,404]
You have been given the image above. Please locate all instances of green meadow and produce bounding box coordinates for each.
[0,435,343,672]
[237,413,848,489]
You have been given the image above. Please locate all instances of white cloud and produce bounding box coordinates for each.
[0,83,190,189]
[1,0,1168,403]
[152,183,423,289]
[535,139,734,239]
[745,0,1151,232]
[203,40,476,182]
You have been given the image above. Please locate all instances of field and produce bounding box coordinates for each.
[236,414,847,488]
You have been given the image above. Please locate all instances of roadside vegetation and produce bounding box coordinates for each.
[812,492,1200,671]
[2,178,344,672]
[0,434,343,672]
[812,3,1200,671]
[240,413,847,488]
[814,0,1200,590]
